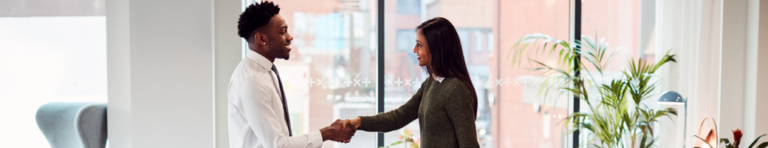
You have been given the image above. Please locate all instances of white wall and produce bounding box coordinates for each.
[106,0,132,147]
[106,0,236,147]
[755,0,768,139]
[214,0,242,147]
[721,0,768,144]
[721,0,748,141]
[743,0,759,142]
[129,0,214,146]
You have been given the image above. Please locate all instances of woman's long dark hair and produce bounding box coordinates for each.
[417,17,478,117]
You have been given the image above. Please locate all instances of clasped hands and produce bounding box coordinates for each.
[320,117,362,143]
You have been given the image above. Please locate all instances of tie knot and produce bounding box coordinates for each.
[271,65,277,72]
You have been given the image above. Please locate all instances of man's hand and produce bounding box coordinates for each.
[320,119,357,143]
[339,117,361,143]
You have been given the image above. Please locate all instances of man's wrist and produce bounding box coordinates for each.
[319,127,331,141]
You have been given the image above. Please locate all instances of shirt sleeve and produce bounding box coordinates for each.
[357,78,428,132]
[444,83,480,148]
[235,77,324,148]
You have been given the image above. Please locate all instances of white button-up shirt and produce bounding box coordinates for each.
[228,49,323,148]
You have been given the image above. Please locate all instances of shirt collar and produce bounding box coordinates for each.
[246,49,273,70]
[434,76,445,83]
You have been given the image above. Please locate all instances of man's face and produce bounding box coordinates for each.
[266,14,293,60]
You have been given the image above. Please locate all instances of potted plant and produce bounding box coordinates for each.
[510,33,678,148]
[695,129,768,148]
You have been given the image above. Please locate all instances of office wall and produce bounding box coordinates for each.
[129,0,214,147]
[722,0,768,143]
[721,0,748,140]
[744,0,760,142]
[107,0,218,147]
[214,0,242,147]
[756,0,768,139]
[106,0,132,147]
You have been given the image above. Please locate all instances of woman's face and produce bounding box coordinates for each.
[414,29,431,66]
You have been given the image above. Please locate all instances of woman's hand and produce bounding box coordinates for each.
[341,117,361,130]
[340,117,361,143]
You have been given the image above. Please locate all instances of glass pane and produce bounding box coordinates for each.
[248,0,379,147]
[581,0,650,147]
[582,0,646,66]
[384,0,569,148]
[0,1,107,147]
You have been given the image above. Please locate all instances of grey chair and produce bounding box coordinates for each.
[36,102,108,148]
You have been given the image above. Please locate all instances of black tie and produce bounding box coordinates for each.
[271,65,293,136]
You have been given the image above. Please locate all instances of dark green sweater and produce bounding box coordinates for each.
[359,77,480,148]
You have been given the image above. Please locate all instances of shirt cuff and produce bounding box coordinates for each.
[308,130,324,147]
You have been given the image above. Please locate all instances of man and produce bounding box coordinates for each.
[228,1,355,147]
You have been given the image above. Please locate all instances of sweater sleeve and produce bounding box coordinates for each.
[357,78,428,132]
[444,82,480,148]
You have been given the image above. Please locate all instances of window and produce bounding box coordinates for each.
[0,0,107,147]
[397,0,421,15]
[396,29,416,51]
[580,0,652,146]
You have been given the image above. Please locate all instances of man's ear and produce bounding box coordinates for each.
[254,32,269,46]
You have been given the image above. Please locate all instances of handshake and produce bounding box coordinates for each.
[319,117,362,143]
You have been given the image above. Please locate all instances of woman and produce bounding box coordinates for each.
[342,17,480,148]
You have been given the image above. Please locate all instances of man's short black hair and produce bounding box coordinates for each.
[238,1,281,42]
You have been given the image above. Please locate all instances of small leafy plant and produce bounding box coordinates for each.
[695,129,768,148]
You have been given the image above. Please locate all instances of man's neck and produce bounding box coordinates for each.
[252,49,275,63]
